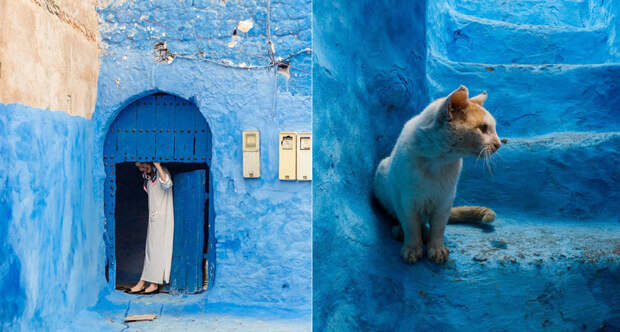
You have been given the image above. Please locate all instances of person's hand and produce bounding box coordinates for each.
[153,162,168,182]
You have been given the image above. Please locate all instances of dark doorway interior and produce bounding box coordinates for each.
[114,162,210,290]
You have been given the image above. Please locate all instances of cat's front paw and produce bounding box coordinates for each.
[427,244,450,263]
[400,244,423,264]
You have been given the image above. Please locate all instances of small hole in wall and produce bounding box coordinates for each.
[277,61,290,70]
[154,41,166,51]
[153,41,175,63]
[277,61,290,78]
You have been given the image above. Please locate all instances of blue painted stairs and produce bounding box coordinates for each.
[419,3,620,327]
[427,0,620,223]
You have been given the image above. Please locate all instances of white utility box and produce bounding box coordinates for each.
[297,132,312,181]
[243,130,260,178]
[278,132,297,180]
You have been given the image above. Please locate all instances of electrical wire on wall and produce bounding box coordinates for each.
[119,7,311,73]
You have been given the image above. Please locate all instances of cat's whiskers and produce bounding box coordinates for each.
[477,147,488,173]
[490,147,504,162]
[483,146,494,176]
[487,148,497,167]
[487,144,504,172]
[488,156,496,171]
[475,148,486,168]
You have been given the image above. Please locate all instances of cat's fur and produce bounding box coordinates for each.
[373,85,501,264]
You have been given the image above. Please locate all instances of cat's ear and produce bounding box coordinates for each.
[447,85,469,117]
[449,85,469,111]
[438,85,468,122]
[470,91,488,106]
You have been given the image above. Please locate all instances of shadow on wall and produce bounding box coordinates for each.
[312,0,428,330]
[0,203,25,327]
[0,109,24,321]
[0,104,99,331]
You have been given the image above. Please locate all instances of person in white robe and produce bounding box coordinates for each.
[126,162,174,294]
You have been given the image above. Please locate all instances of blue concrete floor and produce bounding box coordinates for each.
[63,290,310,331]
[316,204,620,330]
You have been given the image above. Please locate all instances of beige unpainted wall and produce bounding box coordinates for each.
[0,0,100,118]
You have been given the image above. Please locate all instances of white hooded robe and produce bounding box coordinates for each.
[140,166,174,284]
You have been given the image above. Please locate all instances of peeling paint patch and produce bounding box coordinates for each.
[226,35,241,48]
[153,42,175,64]
[277,62,290,78]
[237,19,254,33]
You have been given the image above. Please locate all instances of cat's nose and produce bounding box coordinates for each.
[493,140,501,151]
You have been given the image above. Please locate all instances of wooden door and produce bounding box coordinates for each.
[170,169,206,294]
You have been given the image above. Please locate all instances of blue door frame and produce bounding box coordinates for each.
[103,93,215,293]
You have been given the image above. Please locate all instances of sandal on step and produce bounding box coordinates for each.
[124,286,146,294]
[139,288,160,295]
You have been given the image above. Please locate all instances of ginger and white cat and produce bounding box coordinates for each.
[373,85,501,264]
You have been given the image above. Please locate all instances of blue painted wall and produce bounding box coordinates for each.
[0,104,99,331]
[313,0,429,329]
[94,0,311,310]
[314,0,620,330]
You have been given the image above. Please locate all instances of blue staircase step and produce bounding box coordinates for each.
[435,10,612,64]
[444,0,605,28]
[426,57,620,137]
[457,131,620,221]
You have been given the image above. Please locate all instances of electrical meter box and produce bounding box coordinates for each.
[243,130,260,178]
[297,133,312,181]
[279,132,297,180]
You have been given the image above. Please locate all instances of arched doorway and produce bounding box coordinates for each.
[103,92,215,294]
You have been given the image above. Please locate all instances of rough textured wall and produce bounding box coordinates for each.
[428,0,617,64]
[313,0,620,330]
[94,0,311,310]
[0,0,99,117]
[0,104,98,331]
[312,0,428,329]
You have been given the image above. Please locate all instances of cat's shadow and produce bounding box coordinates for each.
[371,195,496,271]
[369,194,496,243]
[369,193,399,238]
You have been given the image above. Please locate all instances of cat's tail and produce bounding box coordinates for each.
[391,206,496,242]
[448,206,496,224]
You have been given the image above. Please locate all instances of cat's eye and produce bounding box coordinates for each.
[479,124,489,133]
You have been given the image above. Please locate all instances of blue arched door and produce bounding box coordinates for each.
[103,93,215,293]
